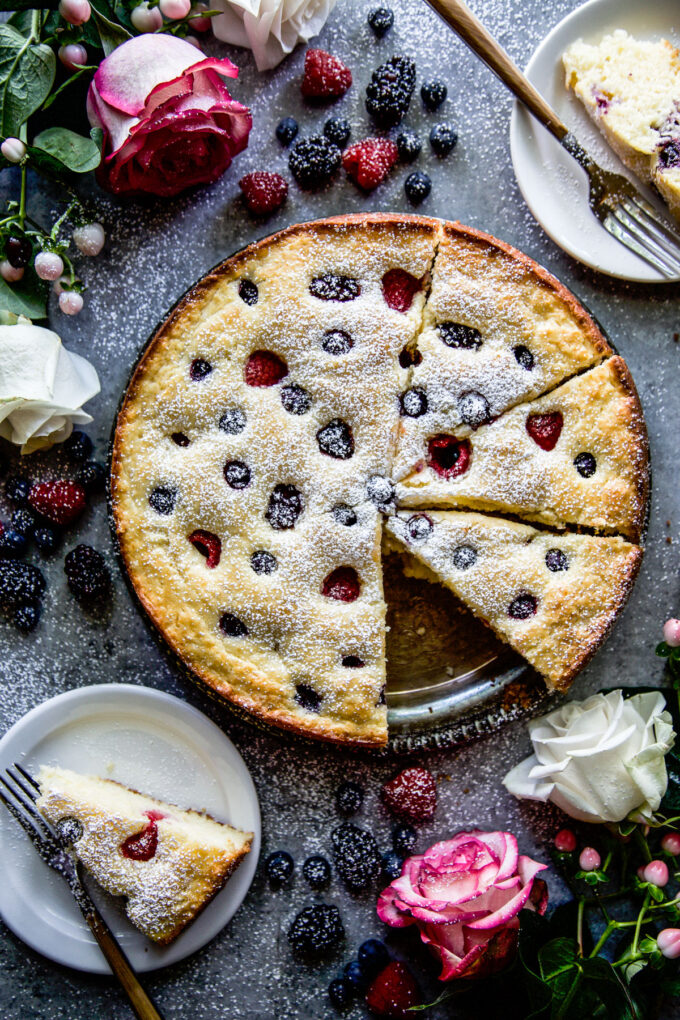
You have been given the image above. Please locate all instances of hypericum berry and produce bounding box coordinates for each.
[342,137,398,190]
[658,929,680,959]
[331,823,382,890]
[289,135,341,189]
[663,618,680,647]
[392,822,417,855]
[14,602,40,632]
[189,2,211,30]
[579,847,600,872]
[661,832,680,855]
[303,854,331,890]
[265,850,294,886]
[554,828,577,853]
[58,43,87,71]
[382,767,437,822]
[643,859,669,887]
[64,544,110,600]
[64,430,94,462]
[73,222,105,256]
[29,480,86,526]
[0,528,27,558]
[0,260,23,282]
[344,960,369,993]
[368,6,393,37]
[288,904,345,956]
[324,117,351,148]
[159,0,191,18]
[59,291,84,315]
[365,961,420,1018]
[276,117,298,146]
[404,171,431,204]
[1,138,26,163]
[358,939,390,978]
[6,475,30,505]
[11,508,36,536]
[301,49,352,100]
[0,560,46,607]
[365,56,416,127]
[239,172,288,215]
[396,129,421,162]
[429,123,458,156]
[381,851,403,881]
[328,977,353,1011]
[5,236,32,269]
[58,0,91,25]
[130,2,163,31]
[34,526,60,554]
[336,780,363,815]
[420,80,447,110]
[35,252,64,282]
[76,461,106,493]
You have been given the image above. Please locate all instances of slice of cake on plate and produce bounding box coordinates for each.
[563,30,680,221]
[386,510,641,690]
[36,765,253,944]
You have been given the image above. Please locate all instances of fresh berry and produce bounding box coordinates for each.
[526,411,563,451]
[64,544,110,600]
[265,850,294,886]
[382,268,420,312]
[324,117,351,148]
[344,960,369,992]
[289,136,341,188]
[404,171,431,204]
[190,357,212,380]
[245,350,288,386]
[508,592,538,620]
[365,56,416,127]
[336,780,364,815]
[429,123,458,155]
[238,279,258,305]
[288,904,345,956]
[76,460,106,494]
[63,430,93,461]
[427,435,471,479]
[439,321,482,349]
[276,116,299,146]
[0,528,27,558]
[331,823,382,890]
[328,977,353,1011]
[10,507,36,536]
[365,961,420,1018]
[251,550,277,574]
[322,566,360,602]
[333,504,357,526]
[317,419,354,459]
[554,828,577,853]
[5,475,30,505]
[188,529,221,568]
[34,526,60,554]
[29,480,86,526]
[266,484,303,530]
[310,274,360,301]
[392,823,417,855]
[0,561,46,606]
[358,939,390,978]
[420,80,447,110]
[295,683,321,712]
[368,6,393,37]
[382,851,404,881]
[382,767,437,823]
[5,235,32,269]
[301,49,352,99]
[342,137,398,190]
[239,172,288,216]
[396,129,421,162]
[14,602,40,632]
[452,544,476,569]
[303,854,331,889]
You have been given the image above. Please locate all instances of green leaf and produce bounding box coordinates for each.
[32,126,102,174]
[0,0,58,9]
[0,270,47,319]
[579,956,640,1020]
[90,4,132,55]
[0,25,55,135]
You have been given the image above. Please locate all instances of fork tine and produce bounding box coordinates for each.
[0,773,55,843]
[621,194,680,249]
[7,765,39,804]
[604,210,680,278]
[609,206,680,275]
[15,762,40,794]
[0,788,50,847]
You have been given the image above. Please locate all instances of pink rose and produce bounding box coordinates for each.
[87,34,251,197]
[377,830,547,981]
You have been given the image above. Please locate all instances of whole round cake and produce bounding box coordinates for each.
[111,214,649,748]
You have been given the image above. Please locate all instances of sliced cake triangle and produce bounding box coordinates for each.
[385,510,641,690]
[37,766,253,944]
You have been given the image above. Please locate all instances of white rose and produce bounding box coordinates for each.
[212,0,338,71]
[503,690,675,824]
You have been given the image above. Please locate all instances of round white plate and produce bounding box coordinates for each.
[0,684,260,974]
[510,0,680,282]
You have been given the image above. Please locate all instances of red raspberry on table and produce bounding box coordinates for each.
[239,172,288,215]
[365,961,420,1018]
[382,767,437,822]
[29,480,86,526]
[342,137,398,190]
[381,268,421,312]
[301,49,352,99]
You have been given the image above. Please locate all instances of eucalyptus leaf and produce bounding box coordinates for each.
[0,26,55,136]
[32,126,102,173]
[90,5,132,55]
[0,270,47,319]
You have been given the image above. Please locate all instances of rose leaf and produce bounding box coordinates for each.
[32,127,102,174]
[0,269,48,319]
[0,26,55,135]
[90,5,132,56]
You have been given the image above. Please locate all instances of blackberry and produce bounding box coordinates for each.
[14,602,40,632]
[420,80,447,110]
[381,851,403,881]
[324,117,351,149]
[288,904,344,956]
[328,977,353,1011]
[64,544,110,601]
[358,939,390,977]
[265,484,303,530]
[0,561,46,606]
[34,526,60,554]
[317,419,354,460]
[343,960,369,992]
[368,6,393,37]
[63,430,93,462]
[396,129,421,162]
[276,117,299,146]
[310,275,360,302]
[76,461,106,494]
[392,822,417,855]
[0,528,27,558]
[336,780,363,815]
[331,823,382,890]
[265,850,294,886]
[404,171,431,204]
[289,136,341,189]
[11,507,37,535]
[5,475,30,505]
[365,56,416,127]
[430,123,458,156]
[303,854,331,889]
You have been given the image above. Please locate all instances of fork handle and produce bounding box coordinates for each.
[424,0,569,142]
[84,908,164,1020]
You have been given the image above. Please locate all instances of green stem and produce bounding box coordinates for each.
[632,892,651,957]
[577,898,585,956]
[590,921,616,957]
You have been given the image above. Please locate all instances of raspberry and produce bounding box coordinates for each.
[525,411,563,451]
[188,529,221,568]
[29,480,86,526]
[331,823,382,890]
[288,904,344,956]
[322,566,360,602]
[381,767,437,822]
[289,135,341,188]
[381,268,421,312]
[239,172,288,215]
[365,961,420,1018]
[342,137,398,190]
[365,56,416,127]
[427,435,471,479]
[64,544,110,600]
[244,350,288,386]
[301,49,352,99]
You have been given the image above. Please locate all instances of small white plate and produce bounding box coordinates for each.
[510,0,680,282]
[0,684,260,974]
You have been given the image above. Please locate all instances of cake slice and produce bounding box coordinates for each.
[396,357,648,542]
[36,765,253,944]
[386,511,641,689]
[563,30,680,221]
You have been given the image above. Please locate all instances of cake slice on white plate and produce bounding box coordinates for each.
[563,29,680,221]
[36,765,253,944]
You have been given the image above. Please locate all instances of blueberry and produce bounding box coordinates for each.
[76,461,106,494]
[332,504,357,527]
[63,430,93,462]
[546,548,569,572]
[368,6,393,37]
[303,854,331,889]
[574,452,596,478]
[328,977,353,1011]
[358,938,390,977]
[421,80,447,110]
[324,117,351,149]
[219,612,248,638]
[14,602,40,632]
[148,486,177,515]
[343,960,369,992]
[392,822,417,855]
[331,823,382,890]
[251,550,277,575]
[265,850,294,886]
[336,781,363,815]
[219,408,247,434]
[276,117,299,146]
[396,129,422,162]
[404,171,431,204]
[34,526,60,554]
[381,851,404,881]
[5,475,30,505]
[0,529,27,558]
[430,123,458,156]
[190,358,212,381]
[11,508,36,536]
[288,904,344,956]
[238,279,258,305]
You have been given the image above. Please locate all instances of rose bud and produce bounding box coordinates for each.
[554,829,577,852]
[658,929,680,959]
[663,618,680,648]
[579,847,600,871]
[661,833,680,855]
[643,860,669,887]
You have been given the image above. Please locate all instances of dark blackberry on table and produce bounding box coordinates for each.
[76,460,106,494]
[331,823,382,890]
[404,171,431,204]
[430,123,458,156]
[276,116,299,146]
[289,135,341,188]
[336,780,363,815]
[64,544,110,601]
[368,6,393,37]
[5,475,30,505]
[265,850,294,886]
[420,80,447,110]
[63,430,93,462]
[396,129,421,162]
[0,560,46,606]
[365,56,416,127]
[323,117,351,149]
[14,602,40,632]
[288,904,344,956]
[303,854,331,889]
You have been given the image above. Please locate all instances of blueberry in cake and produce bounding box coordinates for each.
[563,30,680,221]
[36,765,252,944]
[112,214,649,747]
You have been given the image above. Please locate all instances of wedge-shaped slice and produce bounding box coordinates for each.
[394,223,611,479]
[36,765,252,944]
[386,511,641,690]
[396,358,649,542]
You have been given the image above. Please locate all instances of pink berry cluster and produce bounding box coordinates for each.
[129,0,212,44]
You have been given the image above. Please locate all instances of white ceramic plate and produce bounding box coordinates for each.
[0,684,260,974]
[509,0,680,282]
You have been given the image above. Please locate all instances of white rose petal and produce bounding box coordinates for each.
[211,0,338,71]
[503,690,676,824]
[0,324,100,453]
